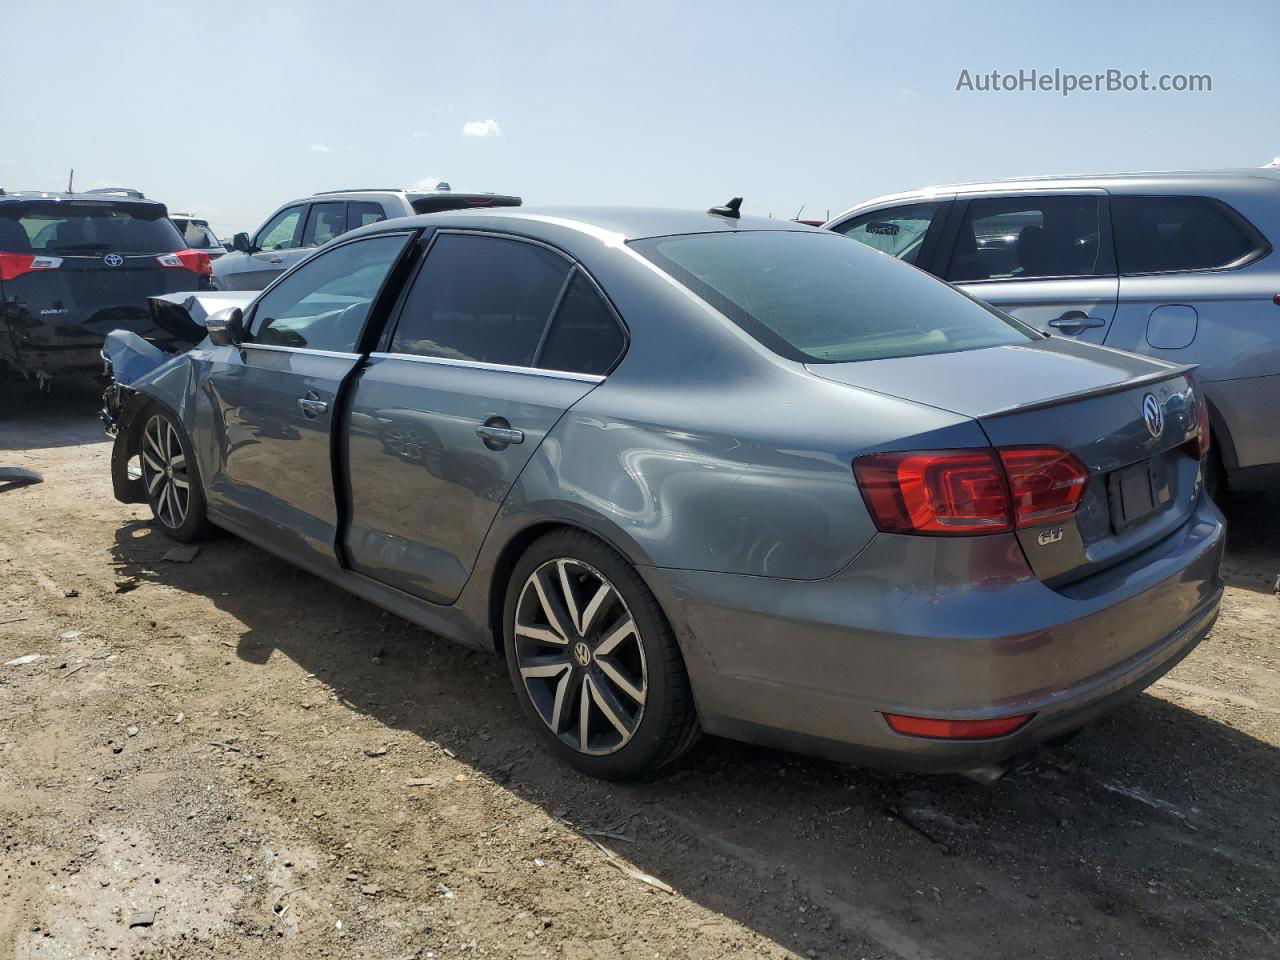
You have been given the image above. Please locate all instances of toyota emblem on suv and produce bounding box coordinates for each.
[103,253,124,267]
[1142,393,1164,439]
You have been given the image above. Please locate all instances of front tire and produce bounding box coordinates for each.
[138,407,211,543]
[503,529,700,780]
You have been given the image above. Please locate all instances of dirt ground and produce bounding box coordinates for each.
[1,379,1277,960]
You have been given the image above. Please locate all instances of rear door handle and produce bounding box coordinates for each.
[297,392,328,418]
[1048,310,1106,331]
[475,424,524,446]
[267,256,284,264]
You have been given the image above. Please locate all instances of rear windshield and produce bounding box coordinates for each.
[0,201,186,255]
[631,230,1038,363]
[173,218,220,249]
[409,195,522,215]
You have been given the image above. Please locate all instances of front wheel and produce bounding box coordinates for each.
[503,530,700,780]
[139,407,212,543]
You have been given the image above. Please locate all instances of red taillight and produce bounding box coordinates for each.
[854,450,1012,534]
[999,448,1089,527]
[855,446,1089,536]
[883,712,1033,740]
[157,249,212,276]
[0,252,63,282]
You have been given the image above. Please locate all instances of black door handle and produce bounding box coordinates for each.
[1048,310,1106,332]
[476,417,524,448]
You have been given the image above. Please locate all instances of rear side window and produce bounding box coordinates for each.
[175,219,218,249]
[1112,195,1268,274]
[633,230,1036,364]
[832,202,939,265]
[390,233,570,366]
[946,195,1108,282]
[537,272,626,375]
[303,202,347,247]
[348,202,386,231]
[0,201,185,254]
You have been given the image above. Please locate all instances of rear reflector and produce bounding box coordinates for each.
[1187,373,1211,461]
[157,249,212,276]
[883,712,1033,740]
[0,252,63,282]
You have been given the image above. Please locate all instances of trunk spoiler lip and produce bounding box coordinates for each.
[977,363,1197,419]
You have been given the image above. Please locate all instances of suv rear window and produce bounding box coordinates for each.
[632,230,1037,363]
[0,201,185,254]
[1111,195,1269,274]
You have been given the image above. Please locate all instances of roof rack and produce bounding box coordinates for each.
[84,187,146,199]
[312,187,406,196]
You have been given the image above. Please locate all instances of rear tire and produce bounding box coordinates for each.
[503,529,700,780]
[138,407,212,543]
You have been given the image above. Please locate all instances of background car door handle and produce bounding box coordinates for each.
[267,256,284,264]
[297,393,328,418]
[475,423,524,446]
[1048,311,1106,331]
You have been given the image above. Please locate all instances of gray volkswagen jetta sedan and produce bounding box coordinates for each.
[100,205,1225,780]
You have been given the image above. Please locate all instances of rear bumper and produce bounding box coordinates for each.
[645,496,1226,773]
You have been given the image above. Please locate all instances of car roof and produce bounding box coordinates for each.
[0,190,168,209]
[827,167,1280,222]
[354,205,819,243]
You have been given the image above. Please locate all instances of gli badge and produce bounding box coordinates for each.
[1037,527,1065,546]
[103,253,124,267]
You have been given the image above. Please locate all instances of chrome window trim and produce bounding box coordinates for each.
[369,351,605,384]
[241,342,361,360]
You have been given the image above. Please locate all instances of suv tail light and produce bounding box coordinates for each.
[157,249,212,276]
[855,446,1088,536]
[0,252,63,282]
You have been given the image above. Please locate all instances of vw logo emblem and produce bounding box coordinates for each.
[572,641,592,668]
[1142,393,1164,439]
[103,253,124,267]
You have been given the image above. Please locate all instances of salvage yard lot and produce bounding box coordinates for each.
[2,381,1278,960]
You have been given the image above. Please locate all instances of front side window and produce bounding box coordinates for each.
[255,206,305,251]
[946,195,1107,282]
[1112,195,1268,274]
[389,233,570,366]
[832,202,939,265]
[250,234,410,352]
[303,202,347,248]
[3,201,185,254]
[633,230,1036,364]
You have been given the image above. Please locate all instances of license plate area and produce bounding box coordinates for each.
[1106,458,1171,532]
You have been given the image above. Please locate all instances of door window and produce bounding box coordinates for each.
[255,205,306,252]
[946,196,1107,282]
[1112,195,1268,274]
[389,233,571,366]
[249,235,410,352]
[302,202,348,247]
[537,272,626,374]
[348,202,387,231]
[832,203,939,265]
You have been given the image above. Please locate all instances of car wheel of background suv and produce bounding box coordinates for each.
[139,407,212,543]
[503,529,701,780]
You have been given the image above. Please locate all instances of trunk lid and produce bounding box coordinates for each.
[810,337,1203,586]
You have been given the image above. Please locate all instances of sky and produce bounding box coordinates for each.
[2,0,1277,238]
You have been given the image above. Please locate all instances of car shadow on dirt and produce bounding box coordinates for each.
[107,507,1280,960]
[0,376,108,451]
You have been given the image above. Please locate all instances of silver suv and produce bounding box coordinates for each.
[826,170,1280,488]
[213,184,520,291]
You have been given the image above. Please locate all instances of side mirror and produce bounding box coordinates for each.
[232,232,252,254]
[205,307,244,347]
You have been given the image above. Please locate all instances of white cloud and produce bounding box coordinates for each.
[1264,155,1280,168]
[309,143,332,153]
[897,87,920,100]
[411,176,444,191]
[462,119,502,138]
